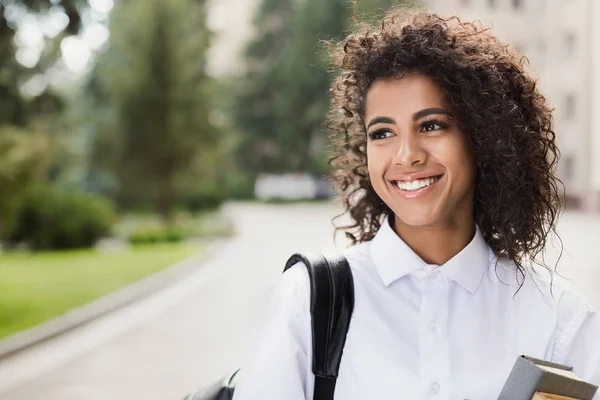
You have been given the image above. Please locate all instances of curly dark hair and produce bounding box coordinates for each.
[327,10,563,281]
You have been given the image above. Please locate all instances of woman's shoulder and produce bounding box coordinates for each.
[494,256,596,319]
[341,241,372,271]
[538,273,593,317]
[548,275,596,333]
[282,242,372,282]
[279,242,374,295]
[539,274,599,364]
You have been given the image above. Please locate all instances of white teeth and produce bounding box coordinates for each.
[395,176,440,191]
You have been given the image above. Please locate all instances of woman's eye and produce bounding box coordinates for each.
[420,120,447,133]
[368,129,394,140]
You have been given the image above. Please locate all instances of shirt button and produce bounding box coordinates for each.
[432,382,440,392]
[429,321,439,332]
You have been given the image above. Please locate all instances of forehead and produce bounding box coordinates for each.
[364,74,447,118]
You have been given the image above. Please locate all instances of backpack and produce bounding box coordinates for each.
[183,252,355,400]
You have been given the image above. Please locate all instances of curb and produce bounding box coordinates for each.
[0,239,228,360]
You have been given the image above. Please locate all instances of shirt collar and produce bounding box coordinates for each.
[369,215,491,295]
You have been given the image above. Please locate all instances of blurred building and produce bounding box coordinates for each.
[426,0,599,209]
[206,0,261,77]
[589,0,600,211]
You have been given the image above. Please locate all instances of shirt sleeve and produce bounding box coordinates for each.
[233,262,314,400]
[554,291,600,399]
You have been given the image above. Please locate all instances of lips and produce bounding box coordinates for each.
[384,172,445,201]
[390,171,444,181]
[393,175,443,191]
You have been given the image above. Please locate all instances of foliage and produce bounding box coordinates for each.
[127,226,186,245]
[356,0,402,17]
[230,0,414,181]
[116,210,234,244]
[0,126,49,237]
[228,0,295,174]
[0,0,85,127]
[7,184,115,250]
[182,186,226,213]
[230,0,351,174]
[89,0,217,220]
[0,1,98,239]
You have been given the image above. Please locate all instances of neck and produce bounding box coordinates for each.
[392,214,476,266]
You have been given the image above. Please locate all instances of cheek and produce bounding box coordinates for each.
[432,136,474,173]
[366,146,386,180]
[445,141,476,187]
[455,138,476,178]
[366,147,376,173]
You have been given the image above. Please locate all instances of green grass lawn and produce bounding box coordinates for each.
[0,242,203,340]
[115,210,234,239]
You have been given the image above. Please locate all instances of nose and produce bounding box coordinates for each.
[392,133,426,166]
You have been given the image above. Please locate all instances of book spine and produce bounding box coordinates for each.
[497,357,544,400]
[538,373,598,400]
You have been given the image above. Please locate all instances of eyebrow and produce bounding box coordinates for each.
[366,107,452,129]
[412,107,452,121]
[366,116,395,129]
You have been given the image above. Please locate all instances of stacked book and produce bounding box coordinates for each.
[498,356,598,400]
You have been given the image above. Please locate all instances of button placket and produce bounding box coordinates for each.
[419,270,450,398]
[428,321,439,333]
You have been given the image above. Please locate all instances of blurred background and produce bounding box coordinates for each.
[0,0,599,399]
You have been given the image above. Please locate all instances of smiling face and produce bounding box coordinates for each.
[364,73,476,231]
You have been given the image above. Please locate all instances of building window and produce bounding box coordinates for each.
[565,33,576,57]
[538,0,546,11]
[513,0,524,9]
[565,95,576,120]
[537,39,546,66]
[563,156,575,181]
[488,0,497,8]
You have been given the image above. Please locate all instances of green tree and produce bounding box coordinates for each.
[0,1,88,237]
[229,0,296,174]
[90,0,216,220]
[273,0,350,173]
[356,0,400,16]
[0,0,85,127]
[232,0,350,175]
[0,127,49,237]
[232,0,413,177]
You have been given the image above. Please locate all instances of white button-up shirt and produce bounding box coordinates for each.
[234,218,600,399]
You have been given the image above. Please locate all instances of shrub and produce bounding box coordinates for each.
[182,181,227,212]
[8,185,115,250]
[223,172,256,200]
[127,226,185,245]
[0,127,49,238]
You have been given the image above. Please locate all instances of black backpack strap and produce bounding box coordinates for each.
[284,253,355,400]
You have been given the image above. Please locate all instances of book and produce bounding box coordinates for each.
[533,392,580,400]
[497,355,598,400]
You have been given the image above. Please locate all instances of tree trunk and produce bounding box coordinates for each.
[156,173,175,224]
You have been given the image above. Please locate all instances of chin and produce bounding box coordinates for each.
[396,216,440,228]
[393,209,442,228]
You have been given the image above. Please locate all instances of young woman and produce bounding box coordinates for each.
[233,10,600,400]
